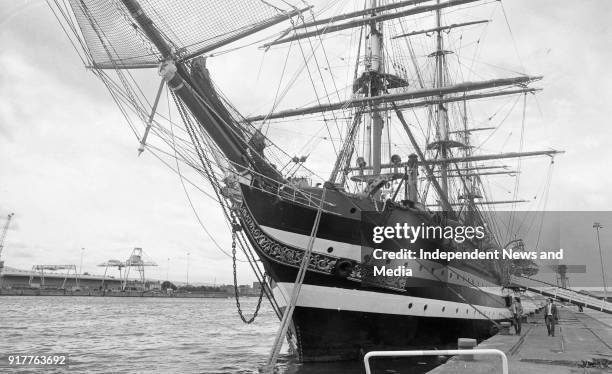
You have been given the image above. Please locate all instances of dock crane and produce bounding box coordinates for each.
[98,248,157,291]
[0,213,15,272]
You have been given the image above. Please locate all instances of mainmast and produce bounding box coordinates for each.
[461,97,478,224]
[245,0,562,204]
[434,0,450,201]
[368,0,384,177]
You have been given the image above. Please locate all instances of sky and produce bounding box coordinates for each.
[1,0,611,285]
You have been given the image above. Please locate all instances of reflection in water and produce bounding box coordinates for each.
[1,296,441,373]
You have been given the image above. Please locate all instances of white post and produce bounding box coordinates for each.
[593,223,608,306]
[78,248,84,289]
[186,252,190,286]
[166,257,170,282]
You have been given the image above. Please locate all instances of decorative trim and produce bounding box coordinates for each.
[239,203,357,278]
[239,203,416,292]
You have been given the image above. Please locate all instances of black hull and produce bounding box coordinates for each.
[236,182,510,362]
[292,306,495,362]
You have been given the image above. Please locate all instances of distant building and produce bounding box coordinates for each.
[0,266,160,291]
[220,285,234,293]
[238,284,252,295]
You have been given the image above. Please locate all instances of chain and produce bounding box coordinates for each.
[232,226,265,324]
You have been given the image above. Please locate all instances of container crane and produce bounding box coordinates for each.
[0,213,15,272]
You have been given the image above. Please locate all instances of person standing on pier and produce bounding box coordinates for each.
[510,297,523,334]
[544,298,559,336]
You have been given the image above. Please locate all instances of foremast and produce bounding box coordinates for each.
[367,0,385,177]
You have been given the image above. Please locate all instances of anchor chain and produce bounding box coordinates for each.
[232,223,265,324]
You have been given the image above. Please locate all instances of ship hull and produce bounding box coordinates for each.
[236,182,512,362]
[285,299,497,361]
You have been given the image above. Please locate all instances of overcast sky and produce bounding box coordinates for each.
[1,0,611,285]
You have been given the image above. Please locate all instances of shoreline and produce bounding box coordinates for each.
[0,289,260,298]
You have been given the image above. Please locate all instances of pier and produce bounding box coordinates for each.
[427,305,612,373]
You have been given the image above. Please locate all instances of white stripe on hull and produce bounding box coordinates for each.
[261,225,361,261]
[273,282,512,320]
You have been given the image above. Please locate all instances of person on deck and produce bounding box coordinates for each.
[510,297,523,334]
[544,298,559,336]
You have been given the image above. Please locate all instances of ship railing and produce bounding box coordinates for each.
[274,183,333,210]
[363,349,509,374]
[224,168,337,212]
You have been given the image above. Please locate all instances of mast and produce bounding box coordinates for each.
[435,0,450,201]
[368,0,384,177]
[462,97,476,222]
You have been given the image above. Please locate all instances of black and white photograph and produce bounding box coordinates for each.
[1,0,611,373]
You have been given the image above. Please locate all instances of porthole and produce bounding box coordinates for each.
[424,305,428,311]
[408,303,413,309]
[327,247,334,253]
[442,306,446,312]
[350,207,357,214]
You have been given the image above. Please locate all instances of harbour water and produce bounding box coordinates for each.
[1,296,438,373]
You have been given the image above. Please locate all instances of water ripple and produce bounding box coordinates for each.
[1,296,437,373]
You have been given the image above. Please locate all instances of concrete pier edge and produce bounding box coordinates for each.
[427,305,612,374]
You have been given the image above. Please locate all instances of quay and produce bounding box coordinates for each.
[427,305,612,373]
[0,288,235,298]
[0,265,264,298]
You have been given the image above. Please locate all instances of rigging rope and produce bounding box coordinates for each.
[499,1,525,73]
[169,83,285,322]
[167,88,245,261]
[292,36,340,158]
[534,158,555,250]
[505,93,527,243]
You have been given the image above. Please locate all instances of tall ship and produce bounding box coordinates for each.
[49,0,561,362]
